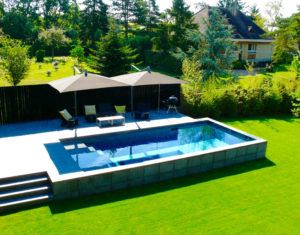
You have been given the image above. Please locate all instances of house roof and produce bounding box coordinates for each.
[194,7,274,41]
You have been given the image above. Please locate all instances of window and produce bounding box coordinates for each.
[248,44,257,52]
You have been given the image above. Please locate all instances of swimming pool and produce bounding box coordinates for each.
[61,121,254,172]
[49,118,267,200]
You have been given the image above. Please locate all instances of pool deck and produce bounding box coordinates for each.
[0,111,195,180]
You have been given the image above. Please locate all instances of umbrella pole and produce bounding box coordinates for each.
[157,84,160,113]
[131,86,133,117]
[74,91,78,117]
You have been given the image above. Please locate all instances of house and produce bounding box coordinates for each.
[193,7,275,62]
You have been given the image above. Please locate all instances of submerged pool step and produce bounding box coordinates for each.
[0,172,53,213]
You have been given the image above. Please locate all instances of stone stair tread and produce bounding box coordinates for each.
[0,172,47,184]
[0,185,50,199]
[0,194,53,207]
[0,176,48,189]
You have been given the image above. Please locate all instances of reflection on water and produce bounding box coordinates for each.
[61,123,252,172]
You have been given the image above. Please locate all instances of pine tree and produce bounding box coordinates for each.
[80,0,109,48]
[132,0,148,25]
[113,0,136,39]
[89,27,137,76]
[146,0,160,28]
[180,7,235,80]
[168,0,196,50]
[217,0,246,12]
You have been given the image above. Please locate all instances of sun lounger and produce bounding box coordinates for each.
[114,105,126,116]
[84,105,97,123]
[59,109,78,127]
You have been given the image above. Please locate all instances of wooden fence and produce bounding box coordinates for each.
[0,84,180,125]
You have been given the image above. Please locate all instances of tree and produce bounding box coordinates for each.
[14,0,40,23]
[70,45,85,63]
[178,7,235,80]
[80,0,109,48]
[265,0,283,31]
[217,0,246,12]
[0,11,35,43]
[89,26,137,76]
[167,0,196,50]
[268,9,300,63]
[0,34,31,86]
[146,0,160,28]
[132,0,148,25]
[38,27,71,60]
[247,5,268,32]
[112,0,136,39]
[0,2,4,17]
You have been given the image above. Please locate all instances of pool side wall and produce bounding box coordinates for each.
[51,140,267,200]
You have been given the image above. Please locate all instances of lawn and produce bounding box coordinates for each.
[0,59,296,88]
[0,57,94,87]
[0,117,299,234]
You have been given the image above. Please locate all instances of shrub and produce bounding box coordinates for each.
[52,61,59,66]
[46,70,52,77]
[279,87,293,114]
[35,49,45,62]
[262,87,282,115]
[128,35,152,63]
[232,60,246,70]
[181,57,298,118]
[70,45,85,63]
[60,57,67,65]
[244,60,255,76]
[220,89,238,117]
[291,89,300,117]
[145,50,182,74]
[237,88,264,116]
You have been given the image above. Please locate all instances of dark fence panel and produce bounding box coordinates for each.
[0,84,180,125]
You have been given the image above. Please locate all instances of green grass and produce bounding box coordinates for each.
[239,64,296,83]
[0,57,93,87]
[0,117,299,234]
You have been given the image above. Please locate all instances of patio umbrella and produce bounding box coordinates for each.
[48,73,129,116]
[109,71,189,113]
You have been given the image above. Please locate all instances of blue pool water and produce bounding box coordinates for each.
[60,121,254,172]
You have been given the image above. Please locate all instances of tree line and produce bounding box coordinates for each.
[0,0,299,85]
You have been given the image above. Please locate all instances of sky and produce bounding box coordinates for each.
[102,0,299,18]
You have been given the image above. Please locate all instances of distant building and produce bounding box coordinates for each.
[193,7,275,62]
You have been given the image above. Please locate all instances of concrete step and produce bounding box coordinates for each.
[0,172,48,184]
[0,176,49,192]
[0,185,51,202]
[0,194,53,213]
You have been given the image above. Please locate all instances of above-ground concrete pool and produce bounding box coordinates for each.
[48,118,267,200]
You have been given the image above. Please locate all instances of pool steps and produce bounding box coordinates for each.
[0,172,53,213]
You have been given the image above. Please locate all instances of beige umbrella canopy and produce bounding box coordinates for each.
[48,73,128,93]
[48,73,129,116]
[110,71,188,113]
[110,71,188,86]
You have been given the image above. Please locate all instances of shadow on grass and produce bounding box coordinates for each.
[49,157,275,214]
